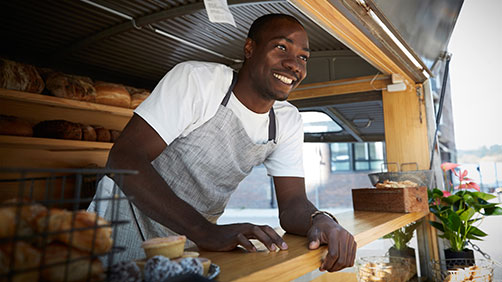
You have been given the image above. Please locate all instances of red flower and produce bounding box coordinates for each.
[442,191,452,197]
[441,162,460,172]
[456,182,480,191]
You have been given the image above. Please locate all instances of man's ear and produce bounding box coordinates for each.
[244,38,254,59]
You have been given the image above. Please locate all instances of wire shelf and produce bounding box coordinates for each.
[0,168,136,282]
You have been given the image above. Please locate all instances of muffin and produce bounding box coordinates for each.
[141,236,186,259]
[198,257,212,277]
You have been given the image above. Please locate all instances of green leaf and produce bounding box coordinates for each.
[443,195,461,205]
[466,234,484,241]
[447,212,461,231]
[429,221,445,232]
[473,192,496,201]
[468,226,488,237]
[484,207,502,216]
[459,208,476,221]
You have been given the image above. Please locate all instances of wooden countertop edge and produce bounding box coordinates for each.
[0,135,113,150]
[0,88,134,117]
[353,210,429,248]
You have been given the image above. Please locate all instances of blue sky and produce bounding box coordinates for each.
[448,0,502,150]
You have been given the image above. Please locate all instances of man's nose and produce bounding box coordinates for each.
[282,56,301,75]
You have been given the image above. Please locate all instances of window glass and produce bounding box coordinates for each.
[330,143,351,171]
[354,143,368,160]
[300,111,342,133]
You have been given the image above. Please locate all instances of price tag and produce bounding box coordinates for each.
[203,0,236,27]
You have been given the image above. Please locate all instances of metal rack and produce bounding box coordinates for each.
[0,168,136,282]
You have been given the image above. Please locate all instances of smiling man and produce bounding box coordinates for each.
[101,13,357,272]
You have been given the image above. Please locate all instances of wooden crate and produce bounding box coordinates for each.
[351,187,428,213]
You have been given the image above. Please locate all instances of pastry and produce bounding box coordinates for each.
[33,120,82,140]
[41,243,104,282]
[109,260,142,282]
[80,124,97,141]
[0,58,45,93]
[198,257,211,277]
[95,81,131,108]
[45,72,96,102]
[176,257,203,276]
[181,251,199,258]
[144,255,183,282]
[0,241,41,282]
[110,130,121,142]
[0,198,47,239]
[0,115,33,137]
[125,86,150,109]
[36,209,113,254]
[141,236,186,259]
[94,126,111,142]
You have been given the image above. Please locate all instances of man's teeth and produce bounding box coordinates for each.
[274,73,293,85]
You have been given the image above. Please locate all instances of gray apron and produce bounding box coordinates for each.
[107,73,277,262]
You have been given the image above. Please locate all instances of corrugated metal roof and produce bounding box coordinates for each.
[0,0,383,142]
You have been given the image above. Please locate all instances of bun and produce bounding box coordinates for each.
[0,115,33,137]
[33,120,82,140]
[94,126,111,142]
[0,242,41,282]
[126,86,150,109]
[0,58,45,93]
[110,130,121,142]
[80,124,97,141]
[141,236,186,259]
[41,243,104,282]
[36,209,113,254]
[45,72,96,102]
[95,81,130,108]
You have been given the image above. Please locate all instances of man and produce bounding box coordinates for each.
[103,14,357,272]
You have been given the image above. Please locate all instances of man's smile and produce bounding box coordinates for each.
[273,73,296,85]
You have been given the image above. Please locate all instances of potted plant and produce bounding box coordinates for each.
[383,222,420,281]
[428,162,502,259]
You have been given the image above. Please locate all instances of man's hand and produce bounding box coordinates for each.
[307,214,357,272]
[195,223,289,253]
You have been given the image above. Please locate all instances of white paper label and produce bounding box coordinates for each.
[203,0,236,27]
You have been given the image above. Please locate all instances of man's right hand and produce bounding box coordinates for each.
[195,223,289,253]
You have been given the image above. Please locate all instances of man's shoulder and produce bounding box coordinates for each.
[175,61,232,74]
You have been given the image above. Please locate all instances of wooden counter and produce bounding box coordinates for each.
[199,210,428,282]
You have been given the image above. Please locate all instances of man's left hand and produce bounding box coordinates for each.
[307,214,357,272]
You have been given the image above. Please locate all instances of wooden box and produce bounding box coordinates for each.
[351,187,428,213]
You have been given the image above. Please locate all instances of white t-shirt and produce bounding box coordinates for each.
[135,61,304,177]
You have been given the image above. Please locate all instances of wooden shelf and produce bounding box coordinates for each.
[0,89,133,117]
[0,135,113,151]
[199,210,429,282]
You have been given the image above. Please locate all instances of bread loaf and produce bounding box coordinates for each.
[0,58,45,93]
[81,124,97,141]
[33,120,82,140]
[94,127,111,142]
[126,86,150,108]
[45,72,96,102]
[0,115,33,137]
[95,81,130,108]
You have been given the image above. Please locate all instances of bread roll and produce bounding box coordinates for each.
[95,81,130,108]
[0,199,47,239]
[33,120,82,140]
[35,209,113,254]
[80,124,97,141]
[0,242,41,282]
[94,126,111,142]
[41,243,104,282]
[0,115,33,137]
[110,130,121,142]
[45,72,96,102]
[0,58,45,93]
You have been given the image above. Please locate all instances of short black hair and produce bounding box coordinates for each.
[247,14,303,42]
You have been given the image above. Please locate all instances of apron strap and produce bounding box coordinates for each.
[221,72,276,142]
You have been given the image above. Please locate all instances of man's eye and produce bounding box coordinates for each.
[299,55,309,62]
[276,45,286,51]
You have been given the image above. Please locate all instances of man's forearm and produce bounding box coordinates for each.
[278,197,317,236]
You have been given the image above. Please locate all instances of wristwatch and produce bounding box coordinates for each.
[310,210,339,225]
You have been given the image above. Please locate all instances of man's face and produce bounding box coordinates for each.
[246,18,310,101]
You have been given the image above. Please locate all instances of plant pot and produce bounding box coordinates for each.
[444,248,475,267]
[444,248,474,260]
[389,247,416,281]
